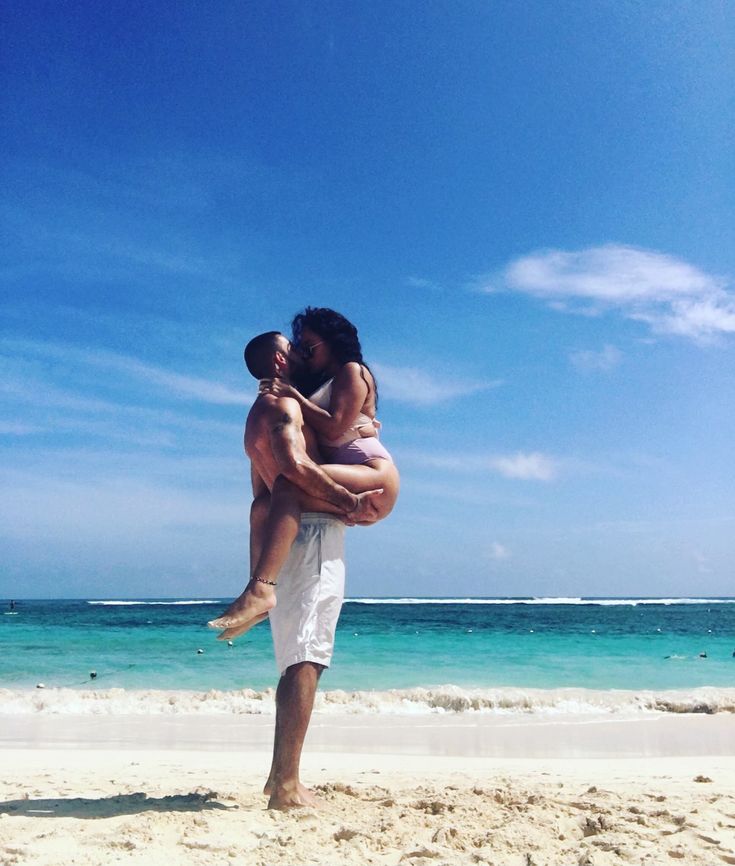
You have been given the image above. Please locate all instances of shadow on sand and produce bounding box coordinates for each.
[0,790,234,819]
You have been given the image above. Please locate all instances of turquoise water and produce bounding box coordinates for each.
[2,598,734,694]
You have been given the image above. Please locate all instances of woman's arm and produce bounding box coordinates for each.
[263,362,370,440]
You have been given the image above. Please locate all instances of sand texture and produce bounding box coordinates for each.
[1,749,734,866]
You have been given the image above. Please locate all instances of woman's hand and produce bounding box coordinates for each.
[258,378,300,400]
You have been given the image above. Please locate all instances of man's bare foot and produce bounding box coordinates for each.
[208,580,276,633]
[267,781,319,810]
[262,777,313,799]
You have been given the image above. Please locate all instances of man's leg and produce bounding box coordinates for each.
[265,661,323,809]
[262,514,345,808]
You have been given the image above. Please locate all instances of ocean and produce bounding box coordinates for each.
[2,598,734,716]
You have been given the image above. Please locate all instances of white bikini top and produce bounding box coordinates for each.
[308,377,376,448]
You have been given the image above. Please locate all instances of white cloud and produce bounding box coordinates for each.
[372,362,499,406]
[635,296,735,340]
[504,245,719,303]
[490,451,557,481]
[400,448,558,481]
[569,344,622,372]
[488,541,510,561]
[482,244,735,341]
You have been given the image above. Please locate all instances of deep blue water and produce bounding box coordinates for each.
[2,597,734,693]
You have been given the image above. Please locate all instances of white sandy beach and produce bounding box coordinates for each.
[1,712,734,865]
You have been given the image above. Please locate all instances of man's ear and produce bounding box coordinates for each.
[273,351,288,377]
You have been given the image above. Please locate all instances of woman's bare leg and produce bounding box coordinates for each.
[320,459,400,521]
[208,478,301,637]
[249,491,270,576]
[210,461,398,639]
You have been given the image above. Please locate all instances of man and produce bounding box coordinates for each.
[219,331,382,810]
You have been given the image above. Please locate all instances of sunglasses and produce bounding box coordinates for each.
[297,340,325,359]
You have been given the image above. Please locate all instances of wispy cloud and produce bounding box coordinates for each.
[490,451,557,481]
[372,362,500,406]
[406,275,442,291]
[479,244,735,342]
[0,153,255,288]
[2,338,251,406]
[0,421,45,435]
[0,471,247,540]
[569,344,622,372]
[400,448,558,481]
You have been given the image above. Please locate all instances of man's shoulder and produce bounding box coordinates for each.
[248,394,303,427]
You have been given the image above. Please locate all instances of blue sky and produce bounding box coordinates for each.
[2,1,733,599]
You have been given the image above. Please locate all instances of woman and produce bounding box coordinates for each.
[209,307,400,639]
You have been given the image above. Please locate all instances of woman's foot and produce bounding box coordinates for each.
[215,612,268,641]
[207,580,277,636]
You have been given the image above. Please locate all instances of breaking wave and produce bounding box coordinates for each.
[346,597,734,606]
[3,685,734,716]
[87,600,222,606]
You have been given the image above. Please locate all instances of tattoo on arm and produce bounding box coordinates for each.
[271,412,292,434]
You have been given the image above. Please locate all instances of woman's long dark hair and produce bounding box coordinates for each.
[291,307,378,406]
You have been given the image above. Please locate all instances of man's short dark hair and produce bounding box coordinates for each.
[244,331,284,379]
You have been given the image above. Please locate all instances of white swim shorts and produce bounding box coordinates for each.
[268,512,346,676]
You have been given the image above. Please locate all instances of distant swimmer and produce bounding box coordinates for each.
[699,651,708,659]
[9,600,15,610]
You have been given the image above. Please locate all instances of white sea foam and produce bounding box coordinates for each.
[346,597,734,606]
[84,597,733,607]
[2,686,733,717]
[87,600,223,606]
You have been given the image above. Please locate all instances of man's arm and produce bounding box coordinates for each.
[251,464,268,499]
[266,397,379,518]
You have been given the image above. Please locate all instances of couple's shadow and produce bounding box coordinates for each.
[0,790,234,819]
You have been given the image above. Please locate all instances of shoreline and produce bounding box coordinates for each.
[2,710,734,758]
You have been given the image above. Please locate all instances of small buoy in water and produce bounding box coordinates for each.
[89,671,97,680]
[227,640,233,647]
[467,629,473,633]
[197,648,204,654]
[36,683,45,689]
[529,629,534,633]
[353,632,359,636]
[591,629,596,634]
